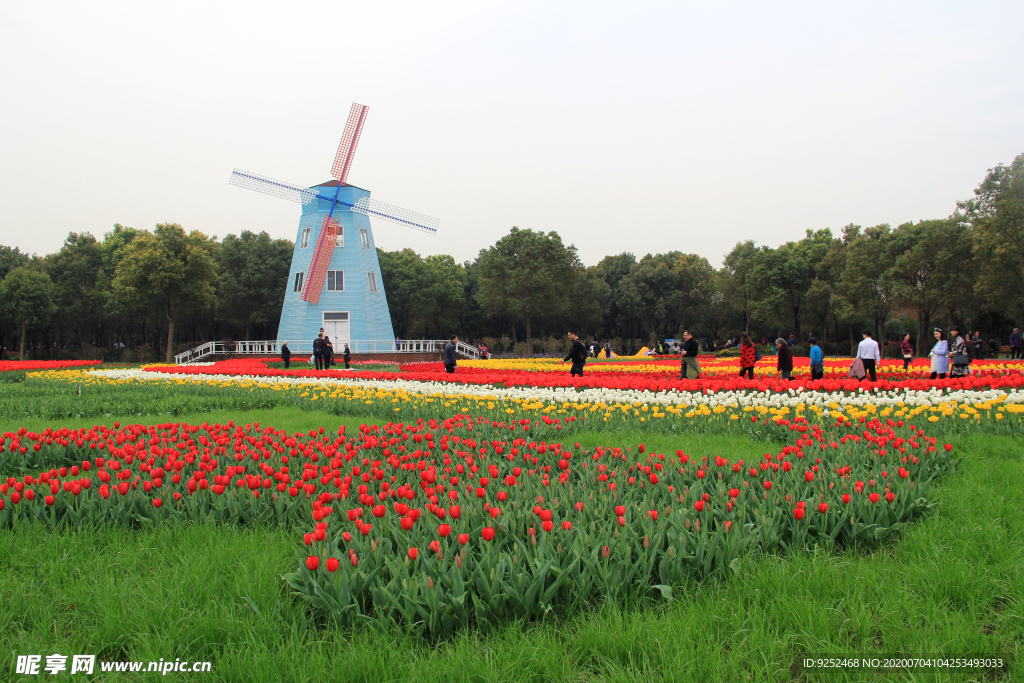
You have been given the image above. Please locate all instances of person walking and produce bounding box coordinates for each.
[738,332,756,379]
[856,330,880,382]
[443,335,458,374]
[343,343,351,369]
[900,333,913,371]
[929,328,948,379]
[281,342,291,369]
[563,329,587,377]
[949,326,970,378]
[323,336,334,369]
[776,338,793,380]
[312,330,324,370]
[680,330,701,379]
[1011,328,1022,360]
[603,341,612,358]
[808,337,824,380]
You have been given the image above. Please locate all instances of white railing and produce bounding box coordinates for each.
[174,339,481,365]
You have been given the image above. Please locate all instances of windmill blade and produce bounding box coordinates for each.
[331,103,369,185]
[229,169,317,204]
[353,197,438,234]
[301,215,341,304]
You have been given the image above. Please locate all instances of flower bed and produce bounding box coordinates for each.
[0,412,961,636]
[0,360,102,371]
[19,367,1022,438]
[143,357,1024,395]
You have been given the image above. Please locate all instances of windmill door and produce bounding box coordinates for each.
[323,312,350,344]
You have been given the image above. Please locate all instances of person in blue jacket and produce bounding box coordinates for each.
[929,328,948,379]
[808,337,824,380]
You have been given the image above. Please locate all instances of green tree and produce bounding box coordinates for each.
[616,253,679,339]
[476,227,580,352]
[98,224,146,348]
[0,266,57,359]
[838,224,896,340]
[378,248,431,338]
[567,266,611,340]
[958,153,1024,321]
[891,218,975,353]
[112,224,217,363]
[670,253,716,335]
[719,241,760,334]
[594,252,636,339]
[217,231,293,340]
[46,233,104,347]
[0,245,30,281]
[750,229,835,339]
[421,254,467,338]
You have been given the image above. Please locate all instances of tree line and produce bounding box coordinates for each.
[2,153,1021,362]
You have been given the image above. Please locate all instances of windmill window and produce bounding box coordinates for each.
[367,271,378,293]
[326,270,344,291]
[359,228,370,249]
[293,272,304,293]
[335,225,344,248]
[300,227,311,248]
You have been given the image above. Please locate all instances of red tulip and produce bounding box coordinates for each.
[326,557,339,572]
[408,547,419,560]
[457,533,469,545]
[306,556,320,571]
[868,493,880,503]
[481,527,495,541]
[793,507,805,520]
[562,521,572,531]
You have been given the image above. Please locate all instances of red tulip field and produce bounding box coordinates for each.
[0,408,966,635]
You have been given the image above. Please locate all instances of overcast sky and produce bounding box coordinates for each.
[1,1,1022,268]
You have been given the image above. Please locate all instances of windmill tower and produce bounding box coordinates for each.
[229,103,438,350]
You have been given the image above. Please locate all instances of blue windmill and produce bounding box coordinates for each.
[229,103,438,350]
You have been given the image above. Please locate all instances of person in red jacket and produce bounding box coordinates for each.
[739,332,756,379]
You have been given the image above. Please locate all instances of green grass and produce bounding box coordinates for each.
[0,405,383,442]
[1,405,1021,681]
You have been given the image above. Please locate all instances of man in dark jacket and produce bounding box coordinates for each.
[563,329,587,376]
[312,331,324,370]
[443,335,458,373]
[281,342,291,369]
[680,330,700,379]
